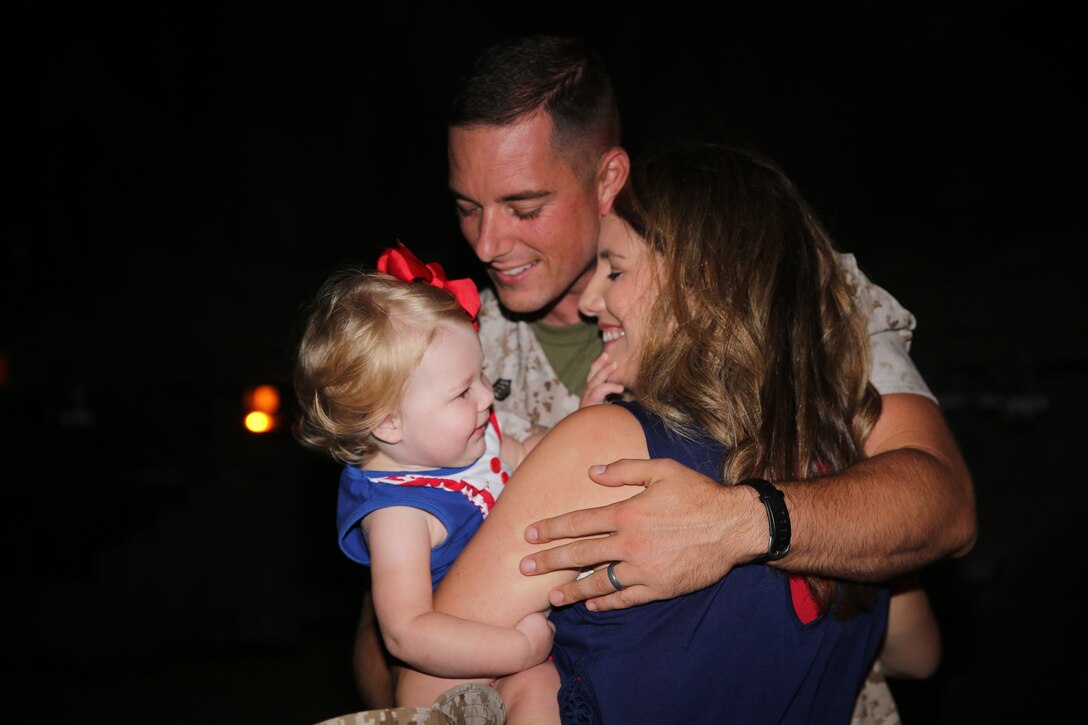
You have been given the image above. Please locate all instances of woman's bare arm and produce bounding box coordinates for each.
[395,403,648,704]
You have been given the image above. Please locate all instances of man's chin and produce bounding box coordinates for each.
[491,285,554,317]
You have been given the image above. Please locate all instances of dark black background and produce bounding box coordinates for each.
[4,3,1084,722]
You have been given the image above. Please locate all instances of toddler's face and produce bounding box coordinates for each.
[392,322,495,470]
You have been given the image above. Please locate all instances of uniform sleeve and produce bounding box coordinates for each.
[840,254,937,403]
[494,409,535,442]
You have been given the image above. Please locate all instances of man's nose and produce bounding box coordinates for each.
[472,210,514,263]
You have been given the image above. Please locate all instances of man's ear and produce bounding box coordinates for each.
[372,414,402,445]
[596,146,630,215]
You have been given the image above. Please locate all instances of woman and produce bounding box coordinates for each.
[398,142,894,723]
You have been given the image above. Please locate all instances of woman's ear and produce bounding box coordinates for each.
[372,414,403,445]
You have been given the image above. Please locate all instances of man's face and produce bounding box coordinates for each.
[448,113,602,325]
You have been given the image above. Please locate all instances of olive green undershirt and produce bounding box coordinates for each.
[529,319,603,398]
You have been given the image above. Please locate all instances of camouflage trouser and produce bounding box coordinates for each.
[314,683,505,725]
[850,662,902,725]
[314,709,440,725]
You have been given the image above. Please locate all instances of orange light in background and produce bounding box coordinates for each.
[0,352,8,388]
[243,384,281,433]
[245,411,274,433]
[250,384,280,413]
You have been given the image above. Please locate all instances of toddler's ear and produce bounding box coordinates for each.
[372,415,403,444]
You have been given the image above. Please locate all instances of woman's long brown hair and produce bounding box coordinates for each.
[615,142,882,617]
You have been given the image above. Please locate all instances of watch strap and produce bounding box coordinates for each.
[738,478,791,563]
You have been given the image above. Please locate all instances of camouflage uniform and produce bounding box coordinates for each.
[315,683,505,725]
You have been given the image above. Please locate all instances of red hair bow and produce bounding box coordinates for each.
[377,242,481,330]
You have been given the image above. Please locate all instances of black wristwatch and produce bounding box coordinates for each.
[738,478,791,563]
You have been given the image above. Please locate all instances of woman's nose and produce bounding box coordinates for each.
[578,267,605,319]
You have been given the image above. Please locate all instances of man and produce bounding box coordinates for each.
[355,35,975,715]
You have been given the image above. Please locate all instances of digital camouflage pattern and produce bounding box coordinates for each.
[315,683,505,725]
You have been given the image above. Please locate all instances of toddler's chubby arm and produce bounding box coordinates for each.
[501,431,546,469]
[363,505,554,679]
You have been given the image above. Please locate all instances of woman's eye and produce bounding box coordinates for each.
[607,270,622,281]
[455,204,478,218]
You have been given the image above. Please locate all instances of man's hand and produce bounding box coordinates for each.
[580,352,623,407]
[519,458,766,611]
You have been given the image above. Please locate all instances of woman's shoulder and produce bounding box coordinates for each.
[535,402,648,460]
[494,401,651,520]
[557,400,643,427]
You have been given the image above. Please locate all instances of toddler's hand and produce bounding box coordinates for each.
[581,352,624,407]
[514,611,555,667]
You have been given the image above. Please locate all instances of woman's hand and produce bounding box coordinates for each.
[519,458,767,611]
[580,352,623,407]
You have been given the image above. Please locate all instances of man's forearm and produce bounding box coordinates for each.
[772,394,976,581]
[515,395,974,608]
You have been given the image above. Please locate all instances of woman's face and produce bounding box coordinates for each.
[578,213,663,390]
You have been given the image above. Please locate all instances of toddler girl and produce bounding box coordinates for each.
[295,244,554,723]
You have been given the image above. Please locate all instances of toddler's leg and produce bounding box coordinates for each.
[396,667,490,708]
[493,660,560,725]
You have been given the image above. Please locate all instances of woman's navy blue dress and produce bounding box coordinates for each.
[549,401,889,724]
